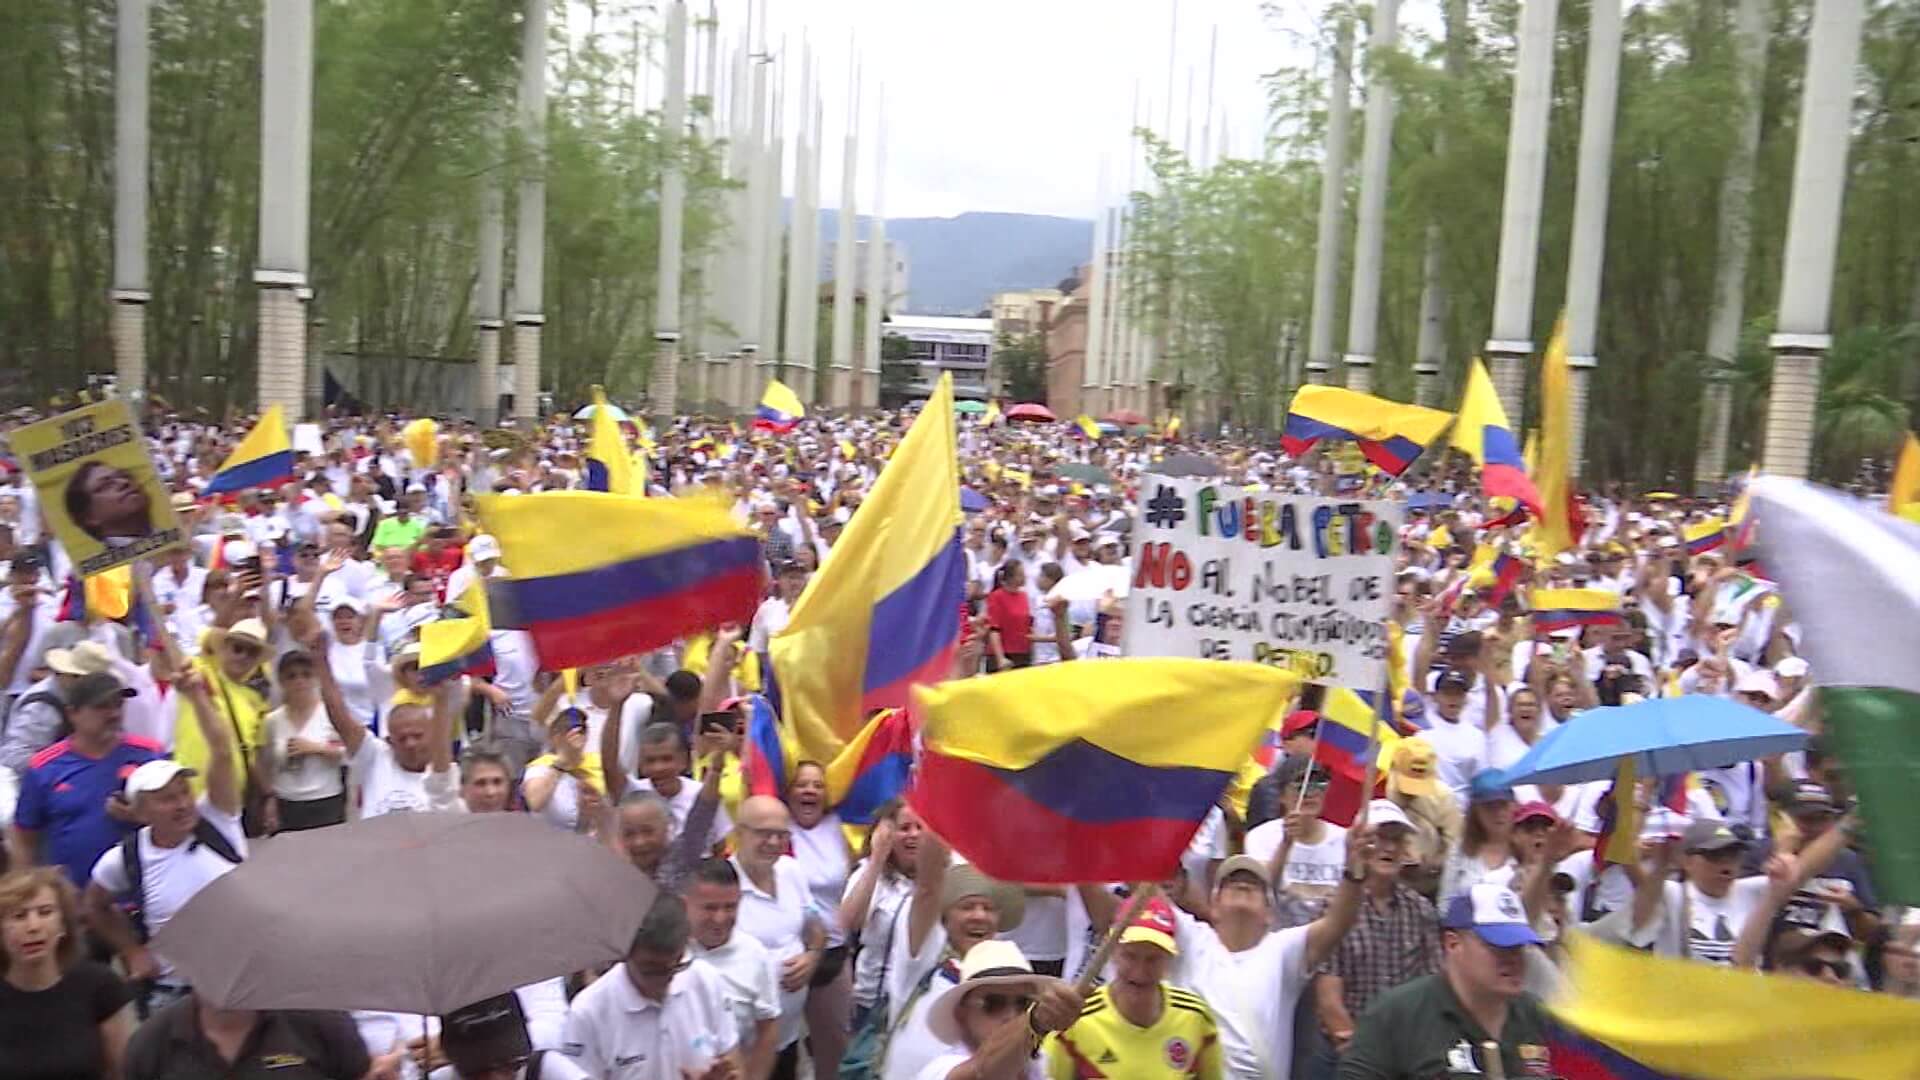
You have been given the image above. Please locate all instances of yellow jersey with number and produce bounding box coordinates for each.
[1043,984,1222,1079]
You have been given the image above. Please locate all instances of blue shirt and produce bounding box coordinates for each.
[13,737,165,887]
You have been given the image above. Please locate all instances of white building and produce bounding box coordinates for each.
[883,313,992,404]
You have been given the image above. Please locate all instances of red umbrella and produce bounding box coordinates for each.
[1006,403,1057,422]
[1104,408,1146,426]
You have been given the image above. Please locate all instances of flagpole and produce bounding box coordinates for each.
[1073,882,1161,994]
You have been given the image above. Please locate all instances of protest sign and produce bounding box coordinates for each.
[1123,474,1401,689]
[292,422,325,457]
[8,400,184,576]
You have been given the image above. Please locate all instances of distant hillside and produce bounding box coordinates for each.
[811,209,1094,315]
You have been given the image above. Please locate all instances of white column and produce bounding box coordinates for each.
[800,90,824,400]
[828,58,860,409]
[649,1,688,425]
[1342,0,1398,395]
[1562,0,1621,479]
[1485,0,1560,421]
[1083,189,1109,416]
[1305,16,1352,387]
[511,0,548,421]
[255,0,313,418]
[1413,225,1445,407]
[859,95,888,411]
[754,54,785,398]
[112,0,151,403]
[1764,0,1864,479]
[474,119,505,425]
[781,46,814,400]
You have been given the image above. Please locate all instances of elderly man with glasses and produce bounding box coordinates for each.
[561,894,742,1080]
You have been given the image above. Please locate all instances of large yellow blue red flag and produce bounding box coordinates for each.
[1451,359,1543,520]
[477,491,763,671]
[1534,315,1582,557]
[1530,587,1623,633]
[825,707,915,826]
[584,387,636,495]
[203,406,295,495]
[1546,935,1920,1080]
[420,581,494,686]
[1074,414,1102,440]
[1281,385,1452,476]
[769,374,966,762]
[753,380,806,433]
[909,658,1298,883]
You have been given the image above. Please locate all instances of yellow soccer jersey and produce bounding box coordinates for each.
[1044,983,1222,1079]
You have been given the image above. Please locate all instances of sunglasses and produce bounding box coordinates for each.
[1797,957,1851,980]
[228,642,262,658]
[969,992,1035,1016]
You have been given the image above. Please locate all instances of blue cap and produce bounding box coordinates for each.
[1468,770,1514,805]
[1441,884,1543,948]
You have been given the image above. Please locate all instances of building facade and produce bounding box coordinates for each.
[881,313,994,406]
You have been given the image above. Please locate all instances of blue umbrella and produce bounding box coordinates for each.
[959,487,990,513]
[1498,695,1809,787]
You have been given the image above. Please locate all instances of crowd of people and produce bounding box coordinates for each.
[0,401,1911,1080]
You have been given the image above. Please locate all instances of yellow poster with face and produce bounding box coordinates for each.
[9,400,184,576]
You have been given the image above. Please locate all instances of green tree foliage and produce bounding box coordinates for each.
[1122,0,1920,482]
[995,331,1049,405]
[0,0,728,411]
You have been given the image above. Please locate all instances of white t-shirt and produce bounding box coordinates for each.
[324,638,386,731]
[261,702,347,801]
[1243,821,1349,893]
[1486,715,1561,772]
[843,860,914,1008]
[1169,907,1313,1079]
[790,816,852,948]
[637,776,732,850]
[730,854,813,1049]
[348,736,462,818]
[1613,877,1774,966]
[690,932,781,1054]
[560,960,741,1080]
[1001,894,1066,964]
[90,799,248,984]
[1063,883,1127,985]
[749,596,792,655]
[913,1053,1044,1080]
[523,762,592,832]
[1419,716,1488,796]
[1181,806,1228,886]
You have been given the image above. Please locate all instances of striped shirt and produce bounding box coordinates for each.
[1044,983,1223,1079]
[1316,883,1441,1021]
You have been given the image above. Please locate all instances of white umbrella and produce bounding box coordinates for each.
[573,402,631,422]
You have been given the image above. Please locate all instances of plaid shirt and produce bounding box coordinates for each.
[1317,882,1441,1019]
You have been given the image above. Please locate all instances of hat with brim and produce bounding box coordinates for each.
[924,940,1054,1044]
[1683,818,1747,854]
[1389,739,1441,798]
[939,864,1026,933]
[1215,854,1272,890]
[1441,883,1542,948]
[68,672,137,710]
[440,993,532,1073]
[47,641,116,677]
[124,759,196,799]
[1118,895,1180,955]
[223,617,270,649]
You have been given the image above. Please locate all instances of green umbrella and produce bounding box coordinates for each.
[953,400,989,415]
[1057,462,1113,485]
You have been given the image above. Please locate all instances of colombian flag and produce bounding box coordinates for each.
[1890,433,1920,524]
[753,380,806,433]
[1483,551,1526,607]
[1452,359,1543,520]
[909,659,1298,883]
[203,405,296,495]
[477,491,764,671]
[584,387,637,495]
[1684,517,1727,555]
[1312,687,1401,825]
[825,707,916,826]
[419,583,495,685]
[1074,414,1102,440]
[741,694,790,798]
[1281,385,1453,476]
[1530,587,1623,633]
[769,374,968,765]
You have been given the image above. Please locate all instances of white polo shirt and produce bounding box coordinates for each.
[730,854,811,1049]
[90,799,248,984]
[561,960,740,1080]
[689,932,781,1054]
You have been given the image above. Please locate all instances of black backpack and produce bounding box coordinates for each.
[117,819,245,942]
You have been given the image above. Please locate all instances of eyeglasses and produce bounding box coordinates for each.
[969,992,1034,1016]
[1797,957,1851,980]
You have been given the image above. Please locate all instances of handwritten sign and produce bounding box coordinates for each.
[1122,475,1401,688]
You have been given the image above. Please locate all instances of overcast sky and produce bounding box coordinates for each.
[637,0,1332,221]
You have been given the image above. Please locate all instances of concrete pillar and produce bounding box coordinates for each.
[828,60,860,410]
[861,104,888,411]
[1764,0,1864,478]
[1083,182,1109,411]
[474,120,505,425]
[1485,0,1560,422]
[511,0,548,421]
[756,57,785,392]
[1563,0,1622,479]
[1343,0,1398,395]
[1696,0,1768,485]
[648,1,688,424]
[1306,16,1353,389]
[112,0,150,402]
[255,0,313,418]
[780,47,811,395]
[1414,225,1446,408]
[800,90,824,401]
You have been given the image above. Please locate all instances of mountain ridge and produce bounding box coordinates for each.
[805,208,1094,315]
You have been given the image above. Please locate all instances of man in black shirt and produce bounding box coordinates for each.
[124,992,369,1080]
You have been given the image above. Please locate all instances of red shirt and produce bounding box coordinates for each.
[411,545,465,602]
[985,587,1033,655]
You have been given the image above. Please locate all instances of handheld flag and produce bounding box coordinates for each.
[1592,757,1643,869]
[982,400,1002,427]
[910,659,1298,883]
[825,707,916,826]
[1451,359,1543,519]
[1750,476,1920,904]
[741,695,791,798]
[1684,517,1728,555]
[1074,414,1102,440]
[584,387,636,494]
[753,380,806,433]
[769,374,966,764]
[403,417,439,469]
[419,577,496,685]
[1312,686,1402,825]
[1548,935,1920,1080]
[1281,385,1452,476]
[1529,588,1623,633]
[1891,433,1920,523]
[477,491,764,671]
[202,406,295,495]
[1534,316,1583,557]
[1164,414,1182,440]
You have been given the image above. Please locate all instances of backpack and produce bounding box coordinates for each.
[117,818,245,942]
[6,690,70,744]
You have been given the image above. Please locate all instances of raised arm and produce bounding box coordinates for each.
[1304,826,1374,968]
[907,828,952,956]
[176,668,240,818]
[838,819,896,934]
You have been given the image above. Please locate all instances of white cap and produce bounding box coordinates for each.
[46,641,116,677]
[330,595,366,616]
[1734,669,1780,700]
[406,482,429,494]
[124,760,196,799]
[466,534,502,562]
[1367,798,1414,831]
[1775,656,1810,680]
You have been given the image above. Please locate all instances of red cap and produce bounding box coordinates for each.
[1513,800,1560,826]
[1282,710,1320,737]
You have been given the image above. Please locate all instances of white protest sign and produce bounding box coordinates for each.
[292,422,325,457]
[1122,475,1402,688]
